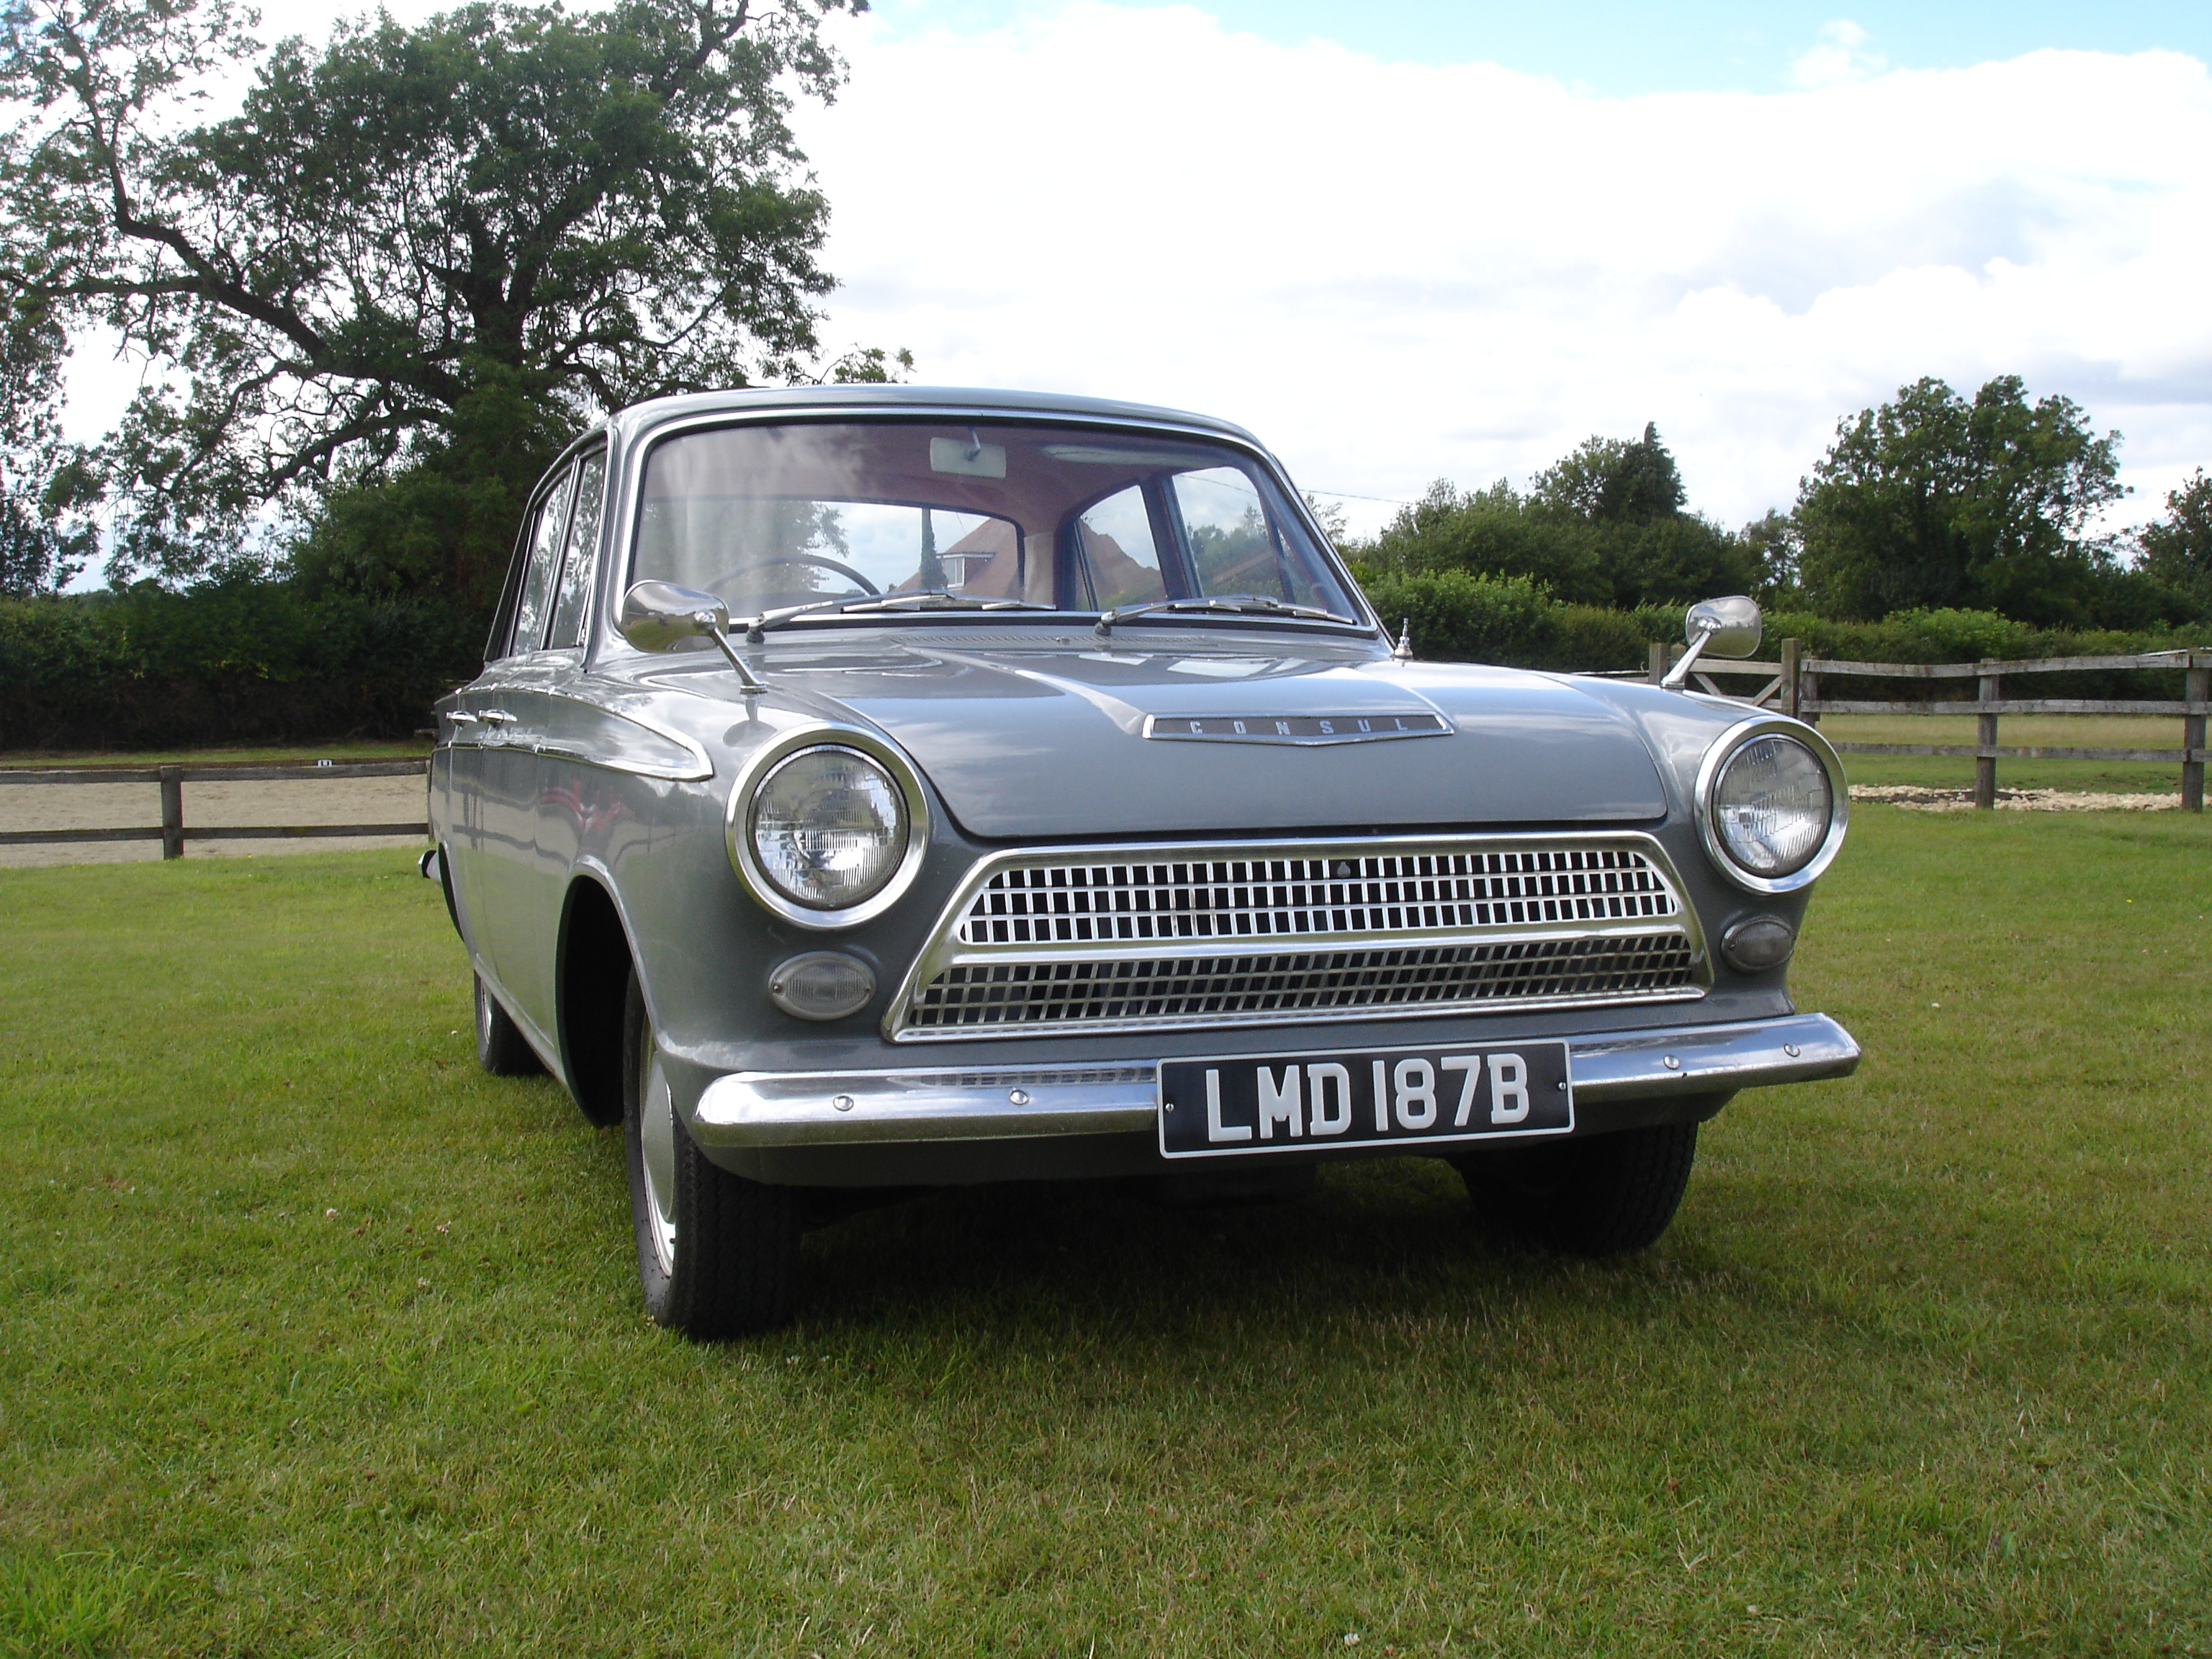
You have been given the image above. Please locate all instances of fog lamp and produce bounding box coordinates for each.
[768,951,877,1021]
[1721,915,1797,973]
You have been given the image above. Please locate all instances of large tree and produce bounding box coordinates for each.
[2136,470,2212,620]
[1,0,871,599]
[1792,375,2126,623]
[1530,423,1755,609]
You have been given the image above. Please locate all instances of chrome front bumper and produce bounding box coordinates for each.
[691,1012,1859,1149]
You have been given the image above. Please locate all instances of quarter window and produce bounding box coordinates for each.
[547,451,607,649]
[508,464,575,657]
[1074,485,1166,610]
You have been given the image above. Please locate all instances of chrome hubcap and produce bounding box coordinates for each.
[637,1013,678,1278]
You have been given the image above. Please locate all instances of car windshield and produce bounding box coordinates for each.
[630,421,1364,624]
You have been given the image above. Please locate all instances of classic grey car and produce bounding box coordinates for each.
[426,385,1859,1336]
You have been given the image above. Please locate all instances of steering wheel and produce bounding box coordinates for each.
[706,553,880,598]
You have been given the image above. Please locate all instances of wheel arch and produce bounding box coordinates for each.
[555,866,639,1128]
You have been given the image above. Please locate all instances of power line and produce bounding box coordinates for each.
[1305,487,1411,505]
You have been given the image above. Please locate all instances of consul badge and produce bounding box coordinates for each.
[1143,712,1451,745]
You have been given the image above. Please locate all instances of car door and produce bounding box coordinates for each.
[447,458,577,1049]
[522,446,613,1012]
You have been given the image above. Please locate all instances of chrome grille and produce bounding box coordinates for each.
[891,833,1707,1040]
[957,846,1678,945]
[908,935,1697,1030]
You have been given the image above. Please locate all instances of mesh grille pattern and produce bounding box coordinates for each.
[907,935,1697,1031]
[956,846,1678,946]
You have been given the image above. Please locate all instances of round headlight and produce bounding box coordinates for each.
[1710,734,1833,878]
[749,745,909,910]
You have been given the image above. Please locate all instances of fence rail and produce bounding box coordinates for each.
[0,757,430,858]
[1647,642,2209,811]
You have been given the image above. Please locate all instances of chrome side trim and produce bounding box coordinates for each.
[538,691,714,781]
[688,1013,1858,1148]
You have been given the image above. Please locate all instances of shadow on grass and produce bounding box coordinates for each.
[766,1155,1718,1346]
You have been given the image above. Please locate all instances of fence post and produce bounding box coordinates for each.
[1975,661,2000,810]
[1780,638,1800,719]
[2185,651,2208,814]
[158,765,185,859]
[1648,641,1668,685]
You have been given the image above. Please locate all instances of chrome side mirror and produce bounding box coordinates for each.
[619,580,729,653]
[619,580,765,694]
[1663,595,1762,688]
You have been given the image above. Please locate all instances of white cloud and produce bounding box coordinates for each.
[796,4,2212,536]
[56,1,2212,547]
[1791,19,1885,90]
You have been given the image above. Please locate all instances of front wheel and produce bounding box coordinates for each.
[1452,1123,1699,1256]
[623,969,801,1336]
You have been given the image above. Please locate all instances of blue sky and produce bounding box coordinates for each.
[861,0,2211,93]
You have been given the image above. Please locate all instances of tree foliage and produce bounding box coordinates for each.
[1,0,868,594]
[1792,375,2130,624]
[1533,422,1687,523]
[1362,423,1758,611]
[2135,469,2212,619]
[0,295,96,593]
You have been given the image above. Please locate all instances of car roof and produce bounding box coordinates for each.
[608,385,1269,451]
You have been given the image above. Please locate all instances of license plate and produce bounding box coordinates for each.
[1159,1040,1572,1159]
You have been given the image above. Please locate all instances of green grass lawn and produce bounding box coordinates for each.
[3,811,2208,1657]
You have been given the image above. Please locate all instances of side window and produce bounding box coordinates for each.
[507,464,575,657]
[546,450,606,650]
[1171,467,1313,603]
[1074,485,1166,610]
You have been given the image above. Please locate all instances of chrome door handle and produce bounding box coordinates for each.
[479,709,518,725]
[446,711,482,727]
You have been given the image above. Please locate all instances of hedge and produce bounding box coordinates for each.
[5,571,2206,753]
[1354,567,2211,702]
[0,584,487,750]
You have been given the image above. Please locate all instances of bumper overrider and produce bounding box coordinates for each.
[693,1011,1858,1149]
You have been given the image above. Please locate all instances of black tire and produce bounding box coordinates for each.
[474,973,544,1076]
[622,969,801,1337]
[1452,1123,1699,1256]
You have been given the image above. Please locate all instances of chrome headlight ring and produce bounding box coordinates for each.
[1694,715,1849,895]
[725,722,931,929]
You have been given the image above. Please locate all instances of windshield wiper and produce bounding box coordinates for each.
[1093,594,1351,637]
[741,590,1055,641]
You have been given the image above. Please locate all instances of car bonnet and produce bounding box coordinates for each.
[763,637,1669,839]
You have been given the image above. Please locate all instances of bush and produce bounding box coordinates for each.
[0,581,487,750]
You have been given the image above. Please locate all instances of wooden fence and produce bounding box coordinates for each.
[1647,642,2210,811]
[0,759,430,857]
[4,642,2208,853]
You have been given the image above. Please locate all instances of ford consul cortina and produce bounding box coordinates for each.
[424,386,1860,1336]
